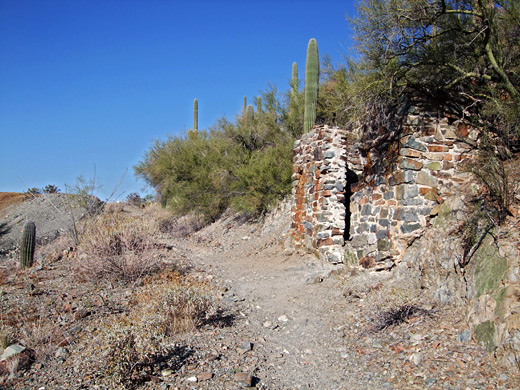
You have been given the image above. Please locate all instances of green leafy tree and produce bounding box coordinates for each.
[349,0,520,143]
[135,84,296,221]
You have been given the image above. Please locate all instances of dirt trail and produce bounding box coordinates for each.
[167,209,519,390]
[172,212,387,390]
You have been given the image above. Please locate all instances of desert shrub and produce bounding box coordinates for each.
[157,214,206,238]
[42,184,60,194]
[25,187,41,195]
[230,141,294,213]
[160,286,214,334]
[461,145,520,265]
[105,328,193,389]
[135,85,299,222]
[75,212,161,283]
[125,192,144,207]
[67,174,105,217]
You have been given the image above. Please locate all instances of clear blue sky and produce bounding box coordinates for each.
[0,0,357,200]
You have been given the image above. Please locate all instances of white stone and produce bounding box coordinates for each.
[0,344,25,360]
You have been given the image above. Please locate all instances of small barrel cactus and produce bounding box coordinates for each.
[20,221,36,269]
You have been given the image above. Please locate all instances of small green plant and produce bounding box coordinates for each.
[106,331,141,389]
[20,221,36,269]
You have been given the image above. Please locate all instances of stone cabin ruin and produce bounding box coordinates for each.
[291,112,478,268]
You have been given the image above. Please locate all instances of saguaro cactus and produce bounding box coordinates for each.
[256,96,262,118]
[246,104,255,124]
[291,61,298,103]
[193,98,198,131]
[304,38,319,133]
[20,221,36,269]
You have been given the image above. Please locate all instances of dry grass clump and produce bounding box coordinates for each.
[75,211,163,283]
[157,213,206,238]
[130,271,216,335]
[342,270,435,333]
[97,270,219,388]
[104,327,193,389]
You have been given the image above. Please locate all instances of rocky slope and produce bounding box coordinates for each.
[1,197,519,389]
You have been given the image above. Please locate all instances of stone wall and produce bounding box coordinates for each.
[291,115,520,368]
[291,125,349,262]
[291,114,478,268]
[345,114,478,269]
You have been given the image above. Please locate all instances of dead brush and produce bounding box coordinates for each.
[373,304,432,332]
[357,283,436,333]
[104,328,194,390]
[157,213,206,238]
[161,286,214,333]
[75,212,162,283]
[132,282,215,335]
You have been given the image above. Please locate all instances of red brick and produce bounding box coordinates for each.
[456,122,469,137]
[402,148,422,158]
[332,228,343,236]
[317,237,334,247]
[427,145,449,152]
[443,161,455,170]
[360,256,375,269]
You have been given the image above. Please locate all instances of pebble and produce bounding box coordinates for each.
[0,344,25,360]
[238,341,253,354]
[54,347,69,360]
[457,329,471,342]
[277,315,289,322]
[234,372,253,387]
[198,372,213,381]
[186,376,198,382]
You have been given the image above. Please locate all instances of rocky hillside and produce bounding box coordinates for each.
[0,195,519,389]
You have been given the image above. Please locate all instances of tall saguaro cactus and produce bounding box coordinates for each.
[291,61,298,103]
[246,104,255,124]
[193,98,198,131]
[304,38,319,133]
[20,221,36,269]
[256,96,262,118]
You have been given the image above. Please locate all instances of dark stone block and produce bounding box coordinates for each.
[401,223,422,234]
[376,229,388,239]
